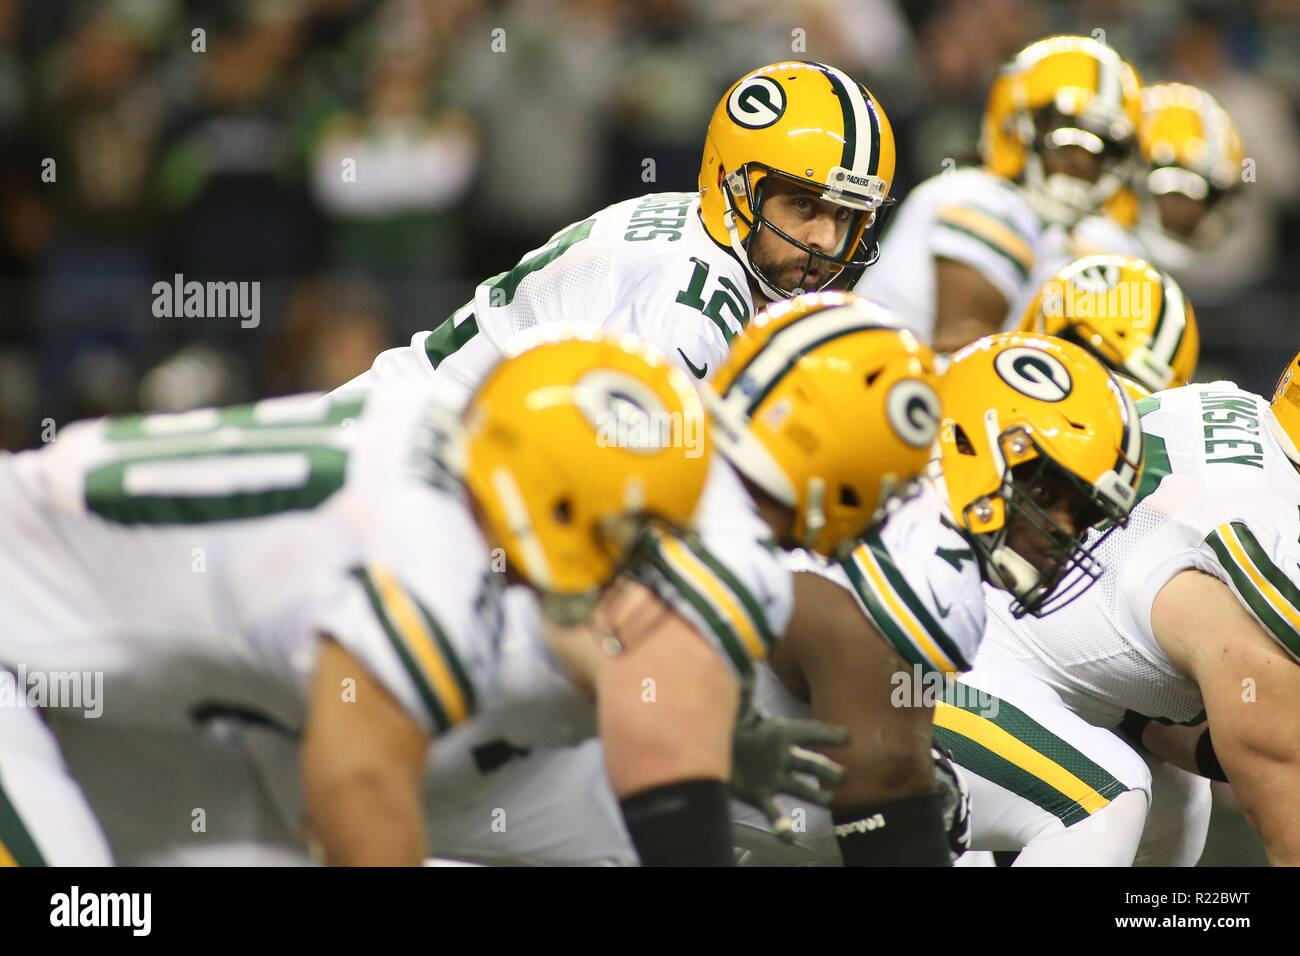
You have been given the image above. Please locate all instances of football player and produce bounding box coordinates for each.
[1131,83,1246,270]
[920,259,1207,866]
[944,355,1300,865]
[333,60,897,402]
[732,329,1144,865]
[856,35,1142,353]
[0,332,783,866]
[1067,83,1245,289]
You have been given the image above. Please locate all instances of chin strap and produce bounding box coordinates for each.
[721,170,849,302]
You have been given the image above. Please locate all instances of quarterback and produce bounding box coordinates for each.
[334,60,898,402]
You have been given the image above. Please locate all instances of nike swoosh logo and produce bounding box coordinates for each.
[677,348,709,379]
[927,583,952,619]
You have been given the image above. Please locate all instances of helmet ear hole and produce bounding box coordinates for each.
[554,498,574,525]
[839,484,860,508]
[865,368,883,387]
[953,424,977,456]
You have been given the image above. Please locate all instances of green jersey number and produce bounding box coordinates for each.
[675,257,751,343]
[85,395,364,525]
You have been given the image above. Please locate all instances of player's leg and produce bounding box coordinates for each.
[939,664,1152,866]
[421,737,639,866]
[48,711,313,865]
[1131,745,1212,867]
[0,690,113,865]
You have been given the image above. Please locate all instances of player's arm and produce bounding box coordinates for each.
[773,572,933,803]
[932,257,1010,353]
[770,570,952,865]
[1119,713,1228,782]
[549,578,739,866]
[301,635,430,866]
[1152,569,1300,864]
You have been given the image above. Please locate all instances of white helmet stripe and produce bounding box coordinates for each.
[1150,273,1188,366]
[1094,42,1123,116]
[821,63,877,177]
[716,308,901,420]
[1201,98,1230,176]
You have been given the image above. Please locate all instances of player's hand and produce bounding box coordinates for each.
[729,706,848,843]
[932,744,971,861]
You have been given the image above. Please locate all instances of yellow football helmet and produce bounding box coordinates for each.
[982,35,1142,226]
[706,290,941,558]
[460,327,711,624]
[699,61,897,301]
[1017,254,1198,392]
[1137,82,1244,250]
[1269,349,1300,465]
[938,332,1144,617]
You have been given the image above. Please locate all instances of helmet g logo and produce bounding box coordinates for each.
[574,370,674,455]
[727,77,786,130]
[994,347,1073,402]
[887,380,942,448]
[1071,260,1122,292]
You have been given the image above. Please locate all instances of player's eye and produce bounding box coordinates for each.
[1028,482,1059,509]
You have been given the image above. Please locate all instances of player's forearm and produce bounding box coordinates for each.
[304,766,426,866]
[1128,720,1208,778]
[596,612,739,865]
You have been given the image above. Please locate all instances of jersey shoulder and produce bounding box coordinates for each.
[1133,383,1300,662]
[897,168,1042,300]
[836,480,986,674]
[633,456,792,677]
[315,488,502,736]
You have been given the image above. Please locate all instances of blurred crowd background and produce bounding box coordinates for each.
[0,0,1291,865]
[0,0,1297,449]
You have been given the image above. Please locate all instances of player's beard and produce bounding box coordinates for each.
[754,247,840,297]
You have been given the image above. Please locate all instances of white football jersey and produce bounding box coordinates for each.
[0,385,500,738]
[978,381,1300,727]
[853,167,1047,342]
[336,192,757,405]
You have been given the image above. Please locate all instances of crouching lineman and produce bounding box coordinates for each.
[936,258,1208,866]
[942,351,1300,866]
[730,329,1144,865]
[0,331,788,866]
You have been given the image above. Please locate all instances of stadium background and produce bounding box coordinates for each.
[0,0,1294,864]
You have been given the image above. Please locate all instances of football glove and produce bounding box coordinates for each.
[730,706,848,843]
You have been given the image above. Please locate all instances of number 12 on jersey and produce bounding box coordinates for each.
[676,257,751,343]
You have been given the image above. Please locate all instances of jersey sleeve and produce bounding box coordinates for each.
[312,562,491,736]
[835,490,986,676]
[929,176,1038,304]
[1197,517,1300,663]
[630,458,792,678]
